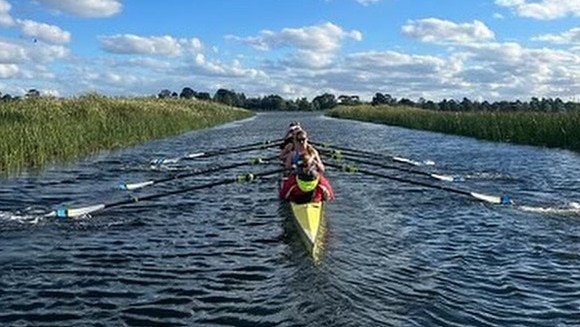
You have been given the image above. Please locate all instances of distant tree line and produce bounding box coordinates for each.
[2,87,578,113]
[371,94,580,113]
[159,87,580,113]
[157,87,340,111]
[0,88,41,101]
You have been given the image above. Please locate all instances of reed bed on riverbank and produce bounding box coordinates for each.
[327,105,580,151]
[0,95,252,174]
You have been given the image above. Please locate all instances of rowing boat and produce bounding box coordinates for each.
[289,201,325,255]
[280,176,327,259]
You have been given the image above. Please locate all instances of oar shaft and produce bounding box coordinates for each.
[184,142,280,160]
[319,147,378,161]
[152,138,283,166]
[51,168,287,218]
[123,156,278,190]
[223,138,283,151]
[172,155,277,180]
[312,141,378,157]
[322,150,454,182]
[310,141,397,161]
[328,163,510,204]
[312,141,421,166]
[191,138,284,156]
[119,167,287,207]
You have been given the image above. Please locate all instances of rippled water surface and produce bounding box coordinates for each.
[1,112,579,327]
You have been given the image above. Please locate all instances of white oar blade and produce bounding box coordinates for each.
[68,204,106,217]
[186,152,205,159]
[470,192,504,204]
[47,204,106,218]
[150,157,179,166]
[393,156,421,166]
[122,180,154,191]
[431,173,455,182]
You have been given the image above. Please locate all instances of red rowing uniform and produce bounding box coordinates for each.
[279,174,334,204]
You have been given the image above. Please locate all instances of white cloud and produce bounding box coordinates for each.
[345,51,447,73]
[0,63,18,78]
[0,39,69,64]
[402,18,495,44]
[452,42,580,98]
[495,0,580,20]
[60,53,270,98]
[288,40,580,101]
[2,2,579,102]
[533,27,580,44]
[0,0,14,27]
[17,19,71,44]
[328,50,462,98]
[124,57,172,70]
[102,71,140,85]
[187,54,266,79]
[229,22,362,68]
[40,88,61,97]
[36,0,122,18]
[98,34,204,57]
[235,22,362,52]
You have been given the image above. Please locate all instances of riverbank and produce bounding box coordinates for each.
[0,94,253,175]
[327,105,580,152]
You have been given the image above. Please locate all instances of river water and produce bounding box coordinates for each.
[1,111,579,327]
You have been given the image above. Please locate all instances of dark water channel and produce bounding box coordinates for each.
[1,112,579,326]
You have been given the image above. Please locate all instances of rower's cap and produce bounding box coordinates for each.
[287,125,302,133]
[289,121,301,127]
[296,170,319,192]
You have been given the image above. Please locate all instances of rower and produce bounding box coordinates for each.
[279,122,302,162]
[279,153,334,204]
[284,129,324,174]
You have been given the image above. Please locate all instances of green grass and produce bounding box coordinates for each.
[327,105,580,151]
[0,94,253,175]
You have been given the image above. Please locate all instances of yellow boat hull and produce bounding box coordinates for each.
[289,201,325,255]
[280,176,327,260]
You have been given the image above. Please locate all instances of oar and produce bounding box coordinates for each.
[46,168,287,219]
[151,138,282,166]
[311,141,424,166]
[321,149,457,182]
[328,163,511,205]
[121,156,278,190]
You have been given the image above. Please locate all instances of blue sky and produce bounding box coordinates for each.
[0,0,579,102]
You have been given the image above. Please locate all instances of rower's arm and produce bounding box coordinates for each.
[311,149,325,172]
[284,151,294,171]
[279,143,292,160]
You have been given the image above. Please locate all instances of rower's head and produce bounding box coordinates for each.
[296,168,320,192]
[287,124,301,134]
[296,153,319,191]
[285,124,302,139]
[297,153,313,170]
[294,130,308,148]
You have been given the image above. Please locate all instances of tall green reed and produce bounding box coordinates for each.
[327,105,580,151]
[0,94,252,175]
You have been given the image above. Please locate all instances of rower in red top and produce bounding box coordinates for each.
[279,153,334,204]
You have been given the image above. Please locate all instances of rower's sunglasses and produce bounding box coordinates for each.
[296,137,306,143]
